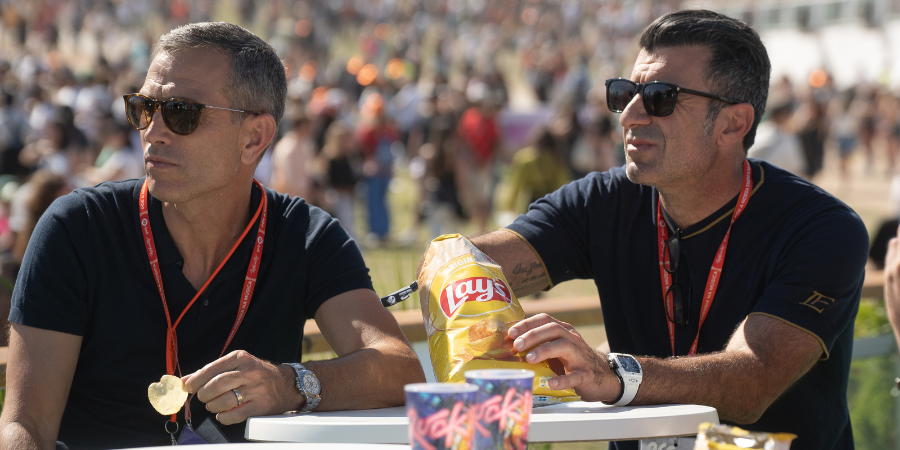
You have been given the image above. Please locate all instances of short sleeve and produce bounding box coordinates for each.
[750,207,869,359]
[505,174,603,286]
[9,194,90,336]
[302,206,373,319]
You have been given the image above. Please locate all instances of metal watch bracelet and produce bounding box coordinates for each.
[283,362,321,412]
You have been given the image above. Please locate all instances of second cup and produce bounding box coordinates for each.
[465,369,535,450]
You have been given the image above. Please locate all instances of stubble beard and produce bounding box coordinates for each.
[623,125,666,186]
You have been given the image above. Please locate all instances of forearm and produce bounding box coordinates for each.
[886,297,900,352]
[0,421,49,450]
[303,338,425,411]
[0,325,79,449]
[633,352,774,423]
[469,230,549,297]
[632,318,820,423]
[885,243,900,350]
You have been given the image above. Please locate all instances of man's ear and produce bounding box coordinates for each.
[716,103,755,148]
[240,114,277,165]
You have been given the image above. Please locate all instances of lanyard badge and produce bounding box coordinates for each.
[656,160,753,356]
[139,179,268,443]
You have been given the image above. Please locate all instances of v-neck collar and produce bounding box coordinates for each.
[651,161,764,239]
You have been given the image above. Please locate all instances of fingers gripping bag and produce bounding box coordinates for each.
[417,234,579,406]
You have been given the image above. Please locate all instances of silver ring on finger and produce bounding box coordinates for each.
[232,389,243,406]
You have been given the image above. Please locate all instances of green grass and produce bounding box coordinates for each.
[847,299,900,450]
[848,354,899,450]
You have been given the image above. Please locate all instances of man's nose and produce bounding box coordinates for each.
[142,108,173,146]
[619,94,652,130]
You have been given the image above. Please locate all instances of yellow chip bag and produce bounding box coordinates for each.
[417,233,579,405]
[148,374,189,415]
[694,423,797,450]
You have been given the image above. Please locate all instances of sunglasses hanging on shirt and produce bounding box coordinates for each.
[662,232,692,326]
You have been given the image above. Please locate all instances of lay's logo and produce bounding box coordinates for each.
[439,277,512,317]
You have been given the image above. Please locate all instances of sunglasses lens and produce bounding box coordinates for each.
[642,84,678,116]
[664,236,680,273]
[162,101,201,135]
[666,286,684,325]
[606,80,636,112]
[125,95,153,130]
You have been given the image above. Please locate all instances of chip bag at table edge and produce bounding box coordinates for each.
[416,233,579,405]
[694,423,797,450]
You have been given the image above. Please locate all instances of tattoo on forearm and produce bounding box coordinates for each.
[512,261,542,276]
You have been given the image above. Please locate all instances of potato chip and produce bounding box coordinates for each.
[148,374,188,415]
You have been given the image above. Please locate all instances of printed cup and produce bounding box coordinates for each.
[465,369,534,450]
[405,382,479,450]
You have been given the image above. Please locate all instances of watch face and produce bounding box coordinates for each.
[617,356,641,374]
[302,372,321,395]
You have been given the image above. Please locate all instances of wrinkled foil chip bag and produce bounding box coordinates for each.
[694,423,796,450]
[417,234,579,406]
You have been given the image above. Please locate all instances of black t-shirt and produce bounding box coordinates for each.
[9,178,374,449]
[506,160,868,450]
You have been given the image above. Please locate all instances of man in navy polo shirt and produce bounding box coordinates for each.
[460,10,867,450]
[0,22,424,449]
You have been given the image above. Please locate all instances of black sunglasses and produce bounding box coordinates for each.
[663,233,692,326]
[605,78,743,117]
[123,93,259,136]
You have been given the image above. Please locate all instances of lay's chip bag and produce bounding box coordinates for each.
[417,234,579,406]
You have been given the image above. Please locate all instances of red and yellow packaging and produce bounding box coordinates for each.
[417,234,579,405]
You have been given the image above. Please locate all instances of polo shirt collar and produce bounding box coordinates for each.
[651,160,763,239]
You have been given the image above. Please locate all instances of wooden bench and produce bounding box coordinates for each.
[303,269,887,354]
[0,270,887,371]
[862,269,885,299]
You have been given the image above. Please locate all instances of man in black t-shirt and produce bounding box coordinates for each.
[455,11,868,450]
[0,23,424,449]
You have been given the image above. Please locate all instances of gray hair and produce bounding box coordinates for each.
[154,22,287,133]
[640,10,770,151]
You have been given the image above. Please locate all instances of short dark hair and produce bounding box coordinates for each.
[639,10,770,151]
[154,22,287,133]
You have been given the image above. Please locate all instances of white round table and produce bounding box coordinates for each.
[244,401,719,443]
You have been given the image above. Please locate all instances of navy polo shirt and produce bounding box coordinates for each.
[506,160,868,450]
[10,178,373,448]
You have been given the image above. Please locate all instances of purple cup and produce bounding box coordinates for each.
[405,383,479,450]
[464,369,535,450]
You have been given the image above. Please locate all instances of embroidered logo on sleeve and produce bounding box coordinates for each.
[801,291,836,313]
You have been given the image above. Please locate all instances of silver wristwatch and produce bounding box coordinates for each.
[283,362,321,412]
[601,353,643,407]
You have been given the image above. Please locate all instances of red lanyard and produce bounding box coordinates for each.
[657,160,752,356]
[139,178,268,424]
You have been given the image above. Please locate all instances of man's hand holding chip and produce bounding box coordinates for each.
[182,350,304,425]
[508,313,620,403]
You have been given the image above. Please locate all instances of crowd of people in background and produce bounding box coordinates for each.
[0,0,897,289]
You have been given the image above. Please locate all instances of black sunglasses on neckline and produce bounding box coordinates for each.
[123,93,259,136]
[663,232,692,326]
[605,78,743,117]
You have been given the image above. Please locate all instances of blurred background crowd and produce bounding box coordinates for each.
[0,0,897,298]
[0,0,898,447]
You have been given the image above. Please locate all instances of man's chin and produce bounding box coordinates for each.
[624,162,651,185]
[146,177,187,203]
[626,162,670,188]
